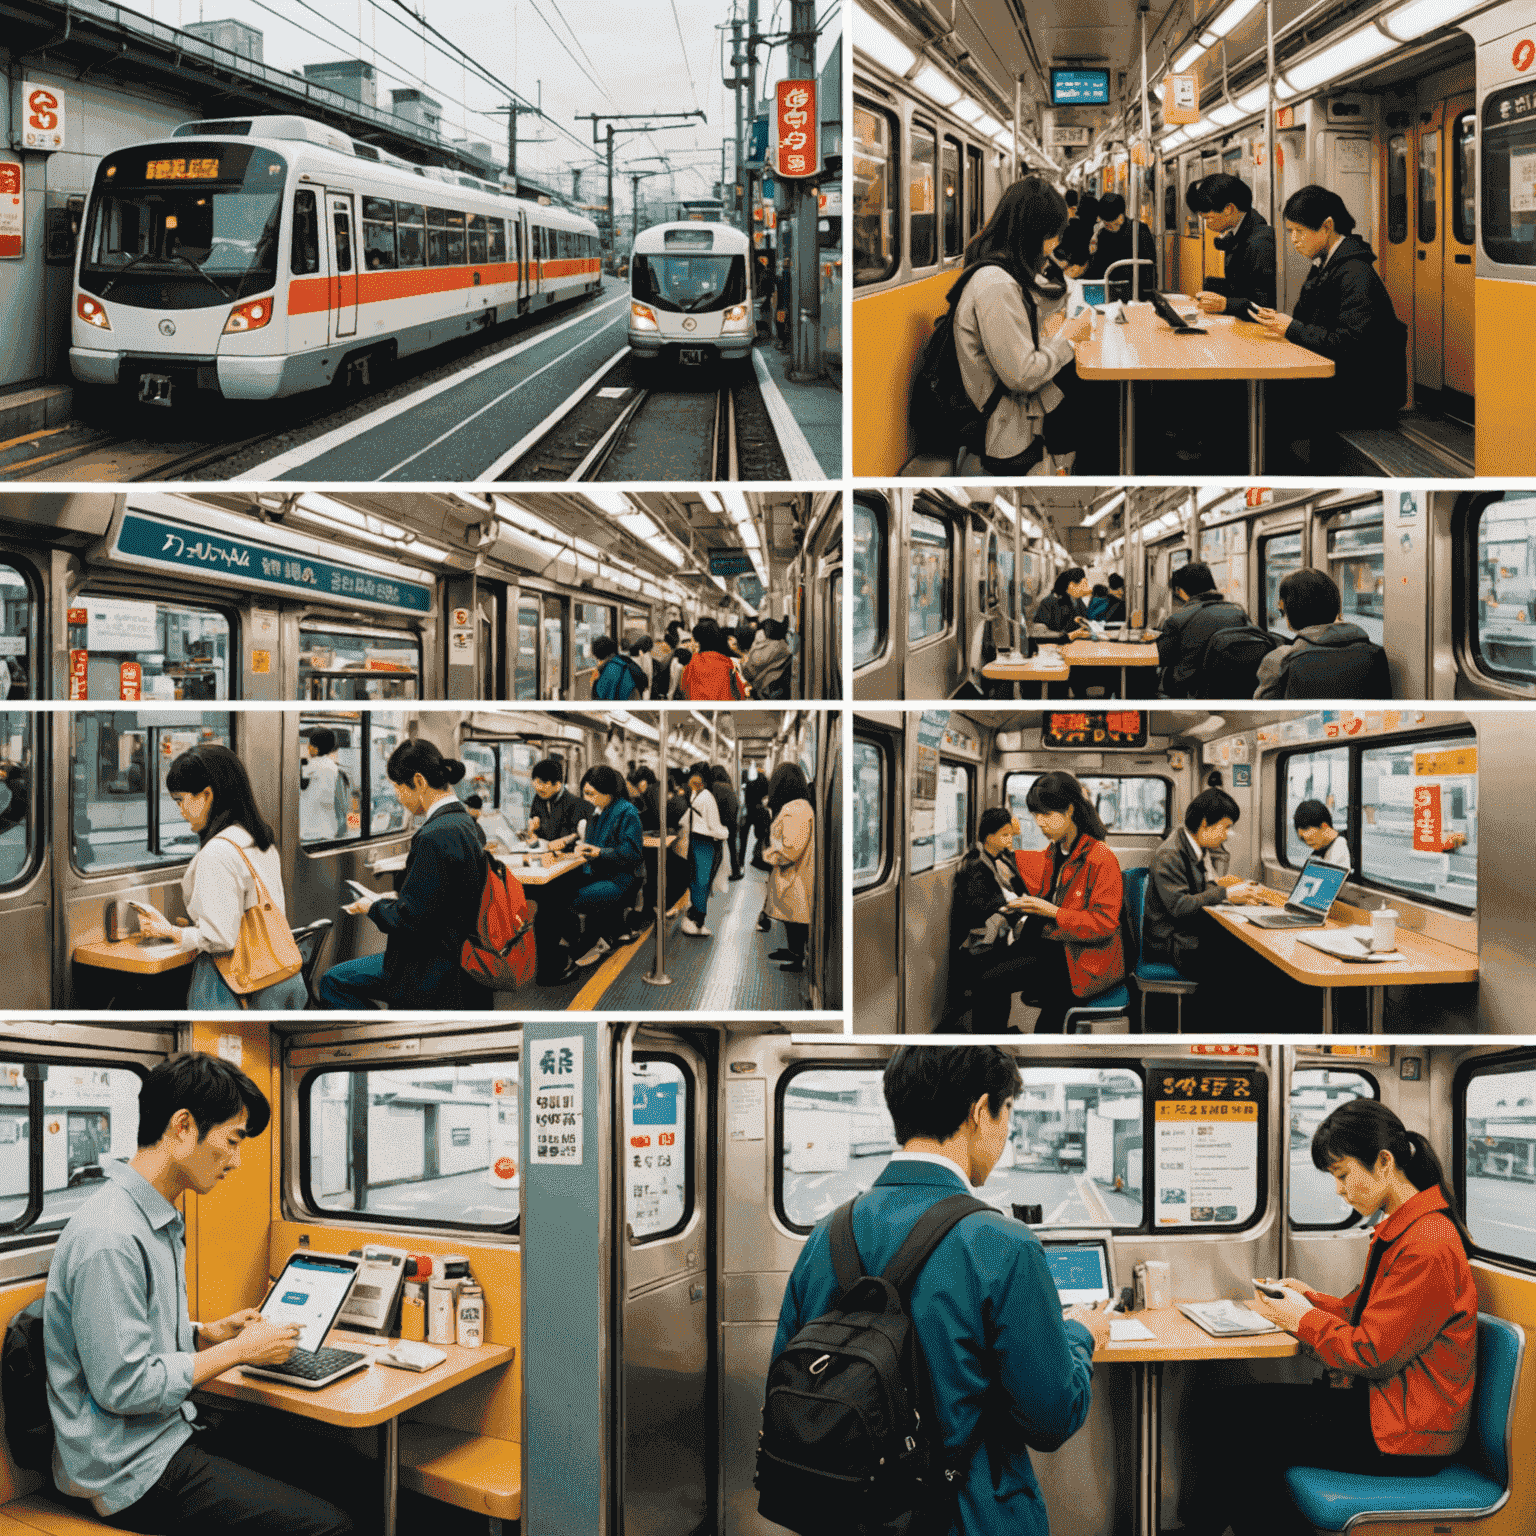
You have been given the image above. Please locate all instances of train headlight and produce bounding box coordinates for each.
[76,295,111,331]
[721,303,751,331]
[223,297,274,334]
[630,302,659,331]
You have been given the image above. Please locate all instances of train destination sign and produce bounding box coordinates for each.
[1042,710,1149,750]
[1153,1069,1262,1227]
[112,510,434,615]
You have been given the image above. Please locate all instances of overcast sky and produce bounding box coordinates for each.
[119,0,839,201]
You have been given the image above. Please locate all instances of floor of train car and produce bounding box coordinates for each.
[527,863,809,1012]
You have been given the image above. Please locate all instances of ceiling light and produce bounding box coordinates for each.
[914,64,962,107]
[1381,0,1484,39]
[952,97,985,123]
[1283,27,1394,93]
[974,114,1003,137]
[1082,491,1126,528]
[1235,84,1270,113]
[1196,485,1231,509]
[697,490,724,513]
[617,511,659,540]
[583,490,631,518]
[1208,101,1243,127]
[1172,42,1205,72]
[854,3,916,74]
[1208,0,1262,39]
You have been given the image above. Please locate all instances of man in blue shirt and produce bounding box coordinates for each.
[773,1046,1112,1536]
[45,1053,352,1533]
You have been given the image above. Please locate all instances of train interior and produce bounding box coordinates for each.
[851,707,1536,1035]
[0,487,842,703]
[852,484,1536,702]
[0,706,842,1015]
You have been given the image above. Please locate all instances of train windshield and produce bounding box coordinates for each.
[631,253,746,313]
[79,143,287,309]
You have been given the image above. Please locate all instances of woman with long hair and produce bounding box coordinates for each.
[761,763,815,974]
[680,759,729,937]
[1181,1098,1479,1536]
[135,745,309,1010]
[317,738,488,1010]
[680,620,747,700]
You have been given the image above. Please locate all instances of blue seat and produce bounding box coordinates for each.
[1124,865,1197,1031]
[1063,982,1130,1033]
[1285,1313,1525,1533]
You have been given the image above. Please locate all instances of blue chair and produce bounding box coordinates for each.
[1284,1313,1525,1534]
[1063,981,1131,1033]
[1124,865,1198,1032]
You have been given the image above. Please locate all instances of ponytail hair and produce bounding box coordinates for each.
[385,738,466,790]
[1311,1098,1472,1253]
[1282,184,1357,237]
[1024,769,1109,843]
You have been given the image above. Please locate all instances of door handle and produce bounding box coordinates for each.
[1417,249,1426,260]
[1454,253,1471,264]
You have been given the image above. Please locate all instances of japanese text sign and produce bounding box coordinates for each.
[0,163,21,259]
[22,84,64,152]
[532,1035,584,1165]
[775,80,818,179]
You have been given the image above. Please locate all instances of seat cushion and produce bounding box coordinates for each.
[1284,1464,1504,1531]
[1070,984,1130,1012]
[1136,959,1189,983]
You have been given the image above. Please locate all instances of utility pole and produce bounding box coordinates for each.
[629,168,663,243]
[728,14,746,231]
[577,112,706,255]
[743,0,760,248]
[786,0,819,380]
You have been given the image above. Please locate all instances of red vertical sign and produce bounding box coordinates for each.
[1412,783,1442,852]
[775,80,818,179]
[119,661,142,701]
[68,649,88,699]
[0,162,22,260]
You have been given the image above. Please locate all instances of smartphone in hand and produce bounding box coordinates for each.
[344,880,378,906]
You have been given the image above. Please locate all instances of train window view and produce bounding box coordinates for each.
[1281,746,1351,867]
[1,561,32,698]
[627,1057,691,1242]
[303,1062,519,1229]
[1324,508,1386,645]
[852,738,886,888]
[778,1063,1154,1233]
[1472,493,1536,685]
[1359,736,1477,911]
[1005,772,1170,849]
[1260,532,1303,637]
[298,627,421,701]
[1461,1059,1536,1267]
[298,713,411,846]
[71,713,232,873]
[908,509,951,643]
[852,497,884,669]
[1288,1069,1377,1228]
[67,596,231,701]
[852,102,897,283]
[0,713,31,886]
[933,762,970,866]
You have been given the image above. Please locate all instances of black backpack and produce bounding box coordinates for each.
[3,1297,53,1474]
[908,261,1033,456]
[1194,623,1280,699]
[1281,639,1391,699]
[755,1191,992,1536]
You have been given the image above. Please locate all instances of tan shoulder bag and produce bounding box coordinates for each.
[212,841,304,1001]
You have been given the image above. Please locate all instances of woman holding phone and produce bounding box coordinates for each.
[569,764,644,968]
[1181,1098,1479,1536]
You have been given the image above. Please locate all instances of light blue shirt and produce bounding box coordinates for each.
[44,1160,198,1514]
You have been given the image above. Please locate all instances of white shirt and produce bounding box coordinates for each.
[1310,832,1351,869]
[421,794,460,824]
[1183,829,1214,886]
[178,826,288,955]
[687,787,727,841]
[889,1150,970,1184]
[299,754,345,841]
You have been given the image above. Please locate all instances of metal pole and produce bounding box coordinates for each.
[508,101,518,193]
[732,15,746,233]
[606,124,616,255]
[1266,0,1277,255]
[1134,6,1148,301]
[644,710,672,986]
[1014,77,1023,183]
[746,0,761,248]
[1013,487,1025,653]
[787,0,818,379]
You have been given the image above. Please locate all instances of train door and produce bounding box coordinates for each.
[903,497,963,700]
[476,586,502,700]
[902,729,971,1033]
[852,720,900,1029]
[617,1029,713,1536]
[1444,99,1476,412]
[1380,124,1414,372]
[851,492,898,700]
[542,594,567,699]
[1414,101,1447,398]
[531,226,545,298]
[0,708,47,1008]
[511,591,542,699]
[326,191,359,341]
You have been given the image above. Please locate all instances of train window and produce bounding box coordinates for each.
[1288,1068,1377,1229]
[853,101,898,284]
[467,214,488,265]
[361,197,397,270]
[1387,135,1409,245]
[1004,773,1170,846]
[1482,85,1536,265]
[1360,734,1477,911]
[291,190,319,275]
[1453,112,1476,246]
[395,203,426,267]
[543,596,566,697]
[513,598,540,699]
[70,714,232,873]
[852,737,887,889]
[1163,177,1177,234]
[573,603,614,683]
[457,740,513,844]
[1,559,34,698]
[941,137,961,259]
[1470,492,1536,685]
[1458,1054,1536,1270]
[1280,745,1350,868]
[1325,505,1384,644]
[0,713,34,888]
[776,1062,1148,1234]
[934,761,970,864]
[627,1057,692,1242]
[852,495,886,669]
[298,712,410,847]
[908,509,951,644]
[301,1061,520,1231]
[966,146,983,239]
[499,741,537,832]
[910,119,938,268]
[66,597,231,701]
[426,207,451,266]
[487,218,506,262]
[1259,531,1303,637]
[1198,522,1246,608]
[298,626,421,701]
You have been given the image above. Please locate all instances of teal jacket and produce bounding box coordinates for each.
[772,1159,1096,1536]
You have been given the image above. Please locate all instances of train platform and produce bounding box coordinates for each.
[754,338,842,479]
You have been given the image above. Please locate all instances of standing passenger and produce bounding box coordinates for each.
[680,621,747,700]
[681,760,728,937]
[710,764,744,882]
[761,763,816,974]
[299,729,349,842]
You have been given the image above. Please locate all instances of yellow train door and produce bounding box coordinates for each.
[1414,99,1445,395]
[1379,128,1415,402]
[1443,95,1476,413]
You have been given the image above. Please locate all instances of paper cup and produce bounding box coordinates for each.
[1370,909,1398,951]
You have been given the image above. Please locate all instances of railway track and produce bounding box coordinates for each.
[0,428,283,482]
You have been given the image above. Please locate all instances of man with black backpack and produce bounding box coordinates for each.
[1254,568,1391,699]
[758,1047,1111,1536]
[1156,562,1253,697]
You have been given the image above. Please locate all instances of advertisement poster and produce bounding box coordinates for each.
[1153,1069,1261,1227]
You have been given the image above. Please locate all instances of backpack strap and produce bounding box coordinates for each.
[828,1199,864,1300]
[881,1191,995,1298]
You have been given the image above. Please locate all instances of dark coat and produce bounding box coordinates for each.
[1142,829,1227,961]
[1031,592,1088,641]
[1087,220,1157,287]
[1284,236,1407,426]
[1156,590,1249,697]
[581,796,644,887]
[1204,210,1276,320]
[711,777,741,831]
[532,786,585,844]
[950,844,1024,957]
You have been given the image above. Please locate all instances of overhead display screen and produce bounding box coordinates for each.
[1051,68,1110,105]
[1042,711,1148,750]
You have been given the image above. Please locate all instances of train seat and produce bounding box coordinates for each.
[291,919,334,1005]
[1331,427,1462,480]
[1063,982,1131,1034]
[0,1492,110,1531]
[1284,1314,1525,1534]
[1124,867,1197,1032]
[398,1424,521,1524]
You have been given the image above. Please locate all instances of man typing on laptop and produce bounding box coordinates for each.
[45,1053,352,1534]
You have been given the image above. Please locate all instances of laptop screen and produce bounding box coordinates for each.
[1040,1239,1112,1306]
[1288,857,1349,916]
[260,1254,358,1352]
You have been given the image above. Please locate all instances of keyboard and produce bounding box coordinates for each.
[1245,910,1318,929]
[261,1345,366,1381]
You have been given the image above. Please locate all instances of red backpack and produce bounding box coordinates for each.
[460,855,537,989]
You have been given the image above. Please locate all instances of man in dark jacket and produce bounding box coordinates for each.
[1030,569,1093,643]
[709,765,743,881]
[1085,193,1157,292]
[526,758,587,985]
[1255,567,1389,699]
[1188,174,1276,320]
[744,770,771,870]
[1156,563,1249,697]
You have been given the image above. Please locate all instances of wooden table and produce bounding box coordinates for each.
[202,1330,513,1536]
[982,654,1070,697]
[501,852,588,886]
[1094,1303,1298,1536]
[72,936,196,974]
[1060,639,1160,698]
[1206,892,1477,1032]
[1074,302,1334,473]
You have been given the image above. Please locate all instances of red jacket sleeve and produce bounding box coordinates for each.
[1052,844,1122,945]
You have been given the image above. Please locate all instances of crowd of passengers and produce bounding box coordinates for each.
[133,738,818,1011]
[1010,560,1387,700]
[942,772,1359,1033]
[589,615,793,702]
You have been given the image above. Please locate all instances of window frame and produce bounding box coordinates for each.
[1462,491,1536,691]
[852,731,892,892]
[290,189,320,275]
[297,711,411,851]
[965,144,983,240]
[1002,770,1172,841]
[1452,110,1476,248]
[851,491,890,671]
[0,553,39,700]
[907,502,954,648]
[1453,1048,1536,1277]
[0,711,40,894]
[1387,133,1409,245]
[1257,527,1305,637]
[933,757,973,867]
[1481,85,1536,268]
[69,590,238,702]
[941,135,962,260]
[1286,1066,1379,1231]
[298,620,423,701]
[626,1051,696,1246]
[908,116,939,271]
[295,1055,521,1236]
[852,95,900,286]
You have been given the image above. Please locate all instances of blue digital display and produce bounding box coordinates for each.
[1051,68,1110,106]
[1043,1242,1111,1302]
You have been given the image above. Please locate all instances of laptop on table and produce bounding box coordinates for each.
[241,1250,371,1390]
[1039,1233,1116,1311]
[1242,856,1349,930]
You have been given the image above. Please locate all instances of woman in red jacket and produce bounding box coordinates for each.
[1182,1098,1478,1536]
[679,620,747,700]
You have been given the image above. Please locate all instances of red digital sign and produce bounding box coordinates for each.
[774,80,818,179]
[143,157,222,181]
[1042,710,1148,750]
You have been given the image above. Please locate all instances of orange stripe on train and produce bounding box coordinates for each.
[287,260,601,317]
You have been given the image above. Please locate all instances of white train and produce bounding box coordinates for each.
[70,115,602,404]
[627,222,755,366]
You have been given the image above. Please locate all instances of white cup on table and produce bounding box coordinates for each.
[1370,908,1398,951]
